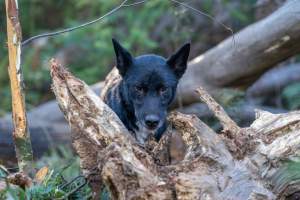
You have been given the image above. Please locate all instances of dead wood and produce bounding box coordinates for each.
[195,87,255,160]
[247,63,300,99]
[177,102,287,127]
[195,87,241,134]
[7,172,32,189]
[5,0,33,174]
[50,59,300,199]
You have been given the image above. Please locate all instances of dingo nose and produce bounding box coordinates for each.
[145,115,159,129]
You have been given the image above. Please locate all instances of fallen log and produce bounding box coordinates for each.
[0,117,71,165]
[50,59,300,199]
[176,0,300,106]
[247,63,300,99]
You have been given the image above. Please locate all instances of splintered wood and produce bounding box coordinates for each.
[50,59,300,200]
[5,0,33,174]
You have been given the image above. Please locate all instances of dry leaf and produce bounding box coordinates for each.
[35,166,49,184]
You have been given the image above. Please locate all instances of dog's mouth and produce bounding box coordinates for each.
[145,125,158,131]
[135,121,161,144]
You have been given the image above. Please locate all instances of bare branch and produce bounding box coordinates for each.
[196,87,241,134]
[5,0,33,174]
[169,0,234,38]
[22,0,233,47]
[22,0,135,46]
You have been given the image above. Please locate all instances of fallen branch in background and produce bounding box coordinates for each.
[175,0,300,106]
[0,83,103,164]
[50,59,300,199]
[247,63,300,99]
[177,102,287,127]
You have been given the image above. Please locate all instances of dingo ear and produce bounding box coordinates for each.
[167,43,190,78]
[112,38,133,76]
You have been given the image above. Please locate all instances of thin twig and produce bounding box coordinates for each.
[124,0,148,7]
[21,0,131,46]
[169,0,233,34]
[22,0,235,47]
[169,0,235,45]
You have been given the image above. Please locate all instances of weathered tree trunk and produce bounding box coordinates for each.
[5,0,33,174]
[50,59,300,199]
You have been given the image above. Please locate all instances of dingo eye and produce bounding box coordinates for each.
[160,86,167,93]
[135,86,144,93]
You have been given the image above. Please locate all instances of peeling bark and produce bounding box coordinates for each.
[50,59,300,199]
[5,0,33,174]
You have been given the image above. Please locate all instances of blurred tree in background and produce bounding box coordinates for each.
[0,0,257,115]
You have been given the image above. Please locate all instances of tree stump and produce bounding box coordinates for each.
[50,59,300,200]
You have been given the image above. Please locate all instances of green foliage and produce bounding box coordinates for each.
[202,0,214,14]
[215,88,245,107]
[0,0,171,115]
[0,0,257,115]
[0,0,255,116]
[26,172,68,199]
[281,83,300,110]
[3,185,26,200]
[0,147,92,200]
[222,0,256,25]
[26,170,91,200]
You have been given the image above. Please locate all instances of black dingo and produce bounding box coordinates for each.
[104,39,190,144]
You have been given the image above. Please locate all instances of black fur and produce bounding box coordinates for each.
[104,39,190,144]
